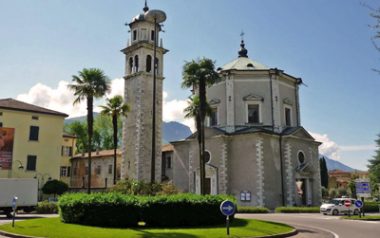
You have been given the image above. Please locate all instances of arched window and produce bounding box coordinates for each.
[155,57,159,74]
[134,55,139,72]
[129,57,133,74]
[146,55,152,72]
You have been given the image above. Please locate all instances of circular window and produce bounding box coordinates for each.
[298,151,305,164]
[204,151,211,164]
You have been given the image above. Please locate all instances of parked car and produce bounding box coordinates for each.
[320,198,360,215]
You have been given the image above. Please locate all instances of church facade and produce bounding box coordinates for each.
[171,41,322,208]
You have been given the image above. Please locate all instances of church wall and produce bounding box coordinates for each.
[228,133,260,206]
[207,81,226,125]
[262,134,283,209]
[172,142,191,193]
[278,82,297,127]
[283,136,321,206]
[233,79,272,126]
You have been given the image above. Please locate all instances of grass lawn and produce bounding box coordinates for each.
[0,217,294,238]
[342,215,380,221]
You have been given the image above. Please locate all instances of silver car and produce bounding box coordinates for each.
[320,198,360,215]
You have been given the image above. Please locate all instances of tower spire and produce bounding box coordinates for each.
[143,0,149,12]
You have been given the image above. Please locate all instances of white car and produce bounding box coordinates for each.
[320,198,360,215]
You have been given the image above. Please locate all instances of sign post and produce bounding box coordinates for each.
[354,199,364,218]
[220,200,236,236]
[355,179,371,217]
[11,196,18,227]
[344,199,351,217]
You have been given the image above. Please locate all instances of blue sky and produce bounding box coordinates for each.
[0,0,379,170]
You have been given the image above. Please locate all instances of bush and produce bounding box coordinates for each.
[58,193,234,227]
[35,201,58,214]
[275,206,320,213]
[237,206,269,213]
[42,180,69,197]
[363,201,380,212]
[109,179,161,195]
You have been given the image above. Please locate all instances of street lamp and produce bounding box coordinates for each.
[144,8,166,183]
[14,160,24,170]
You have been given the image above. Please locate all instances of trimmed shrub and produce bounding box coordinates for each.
[58,193,140,227]
[140,194,230,227]
[363,202,380,212]
[36,201,58,214]
[58,193,234,228]
[237,206,269,213]
[275,206,320,213]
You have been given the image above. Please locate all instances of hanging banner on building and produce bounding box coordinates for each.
[0,128,15,170]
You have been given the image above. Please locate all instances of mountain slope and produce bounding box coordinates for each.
[320,155,356,172]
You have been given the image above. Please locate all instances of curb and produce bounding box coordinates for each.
[255,229,298,238]
[0,230,44,238]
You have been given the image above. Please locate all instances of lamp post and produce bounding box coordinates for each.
[144,9,166,184]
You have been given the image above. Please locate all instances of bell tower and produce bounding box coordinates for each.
[121,1,168,182]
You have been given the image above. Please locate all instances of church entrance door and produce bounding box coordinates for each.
[204,178,211,194]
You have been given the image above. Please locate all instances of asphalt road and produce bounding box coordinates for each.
[1,213,379,238]
[237,213,380,238]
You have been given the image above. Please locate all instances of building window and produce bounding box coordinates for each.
[204,151,211,164]
[285,107,292,127]
[298,151,305,164]
[67,166,71,176]
[61,146,73,156]
[26,155,37,171]
[146,55,152,72]
[247,104,260,123]
[151,30,155,41]
[32,115,39,120]
[166,156,172,169]
[129,57,133,73]
[108,164,113,174]
[29,126,39,141]
[133,30,137,41]
[60,166,68,177]
[154,57,159,74]
[95,165,101,175]
[134,55,139,72]
[0,122,2,127]
[210,107,218,126]
[0,112,2,116]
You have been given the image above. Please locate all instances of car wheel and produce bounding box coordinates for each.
[332,209,339,215]
[353,209,359,215]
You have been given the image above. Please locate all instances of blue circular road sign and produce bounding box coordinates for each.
[220,200,236,216]
[354,200,363,208]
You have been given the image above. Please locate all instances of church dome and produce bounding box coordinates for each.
[219,40,268,71]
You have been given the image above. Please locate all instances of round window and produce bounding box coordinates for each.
[298,152,305,164]
[204,151,211,164]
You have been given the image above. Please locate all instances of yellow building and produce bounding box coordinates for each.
[60,133,76,185]
[0,98,68,188]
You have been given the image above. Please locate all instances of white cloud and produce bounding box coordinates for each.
[310,132,341,160]
[162,92,195,131]
[16,78,125,118]
[310,132,376,161]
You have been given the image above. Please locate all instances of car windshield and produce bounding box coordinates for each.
[325,199,341,205]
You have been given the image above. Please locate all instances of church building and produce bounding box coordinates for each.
[121,2,321,209]
[171,41,322,208]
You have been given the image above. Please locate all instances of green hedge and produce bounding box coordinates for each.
[363,202,380,212]
[275,206,320,213]
[58,193,233,227]
[36,201,58,214]
[237,206,269,213]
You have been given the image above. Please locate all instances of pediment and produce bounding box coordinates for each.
[243,93,264,102]
[283,98,293,105]
[284,127,315,141]
[209,98,221,105]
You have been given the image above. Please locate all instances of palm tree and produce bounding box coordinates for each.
[182,58,220,194]
[68,68,110,193]
[100,95,130,185]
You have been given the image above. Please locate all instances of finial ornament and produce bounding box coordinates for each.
[238,31,248,58]
[143,0,149,12]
